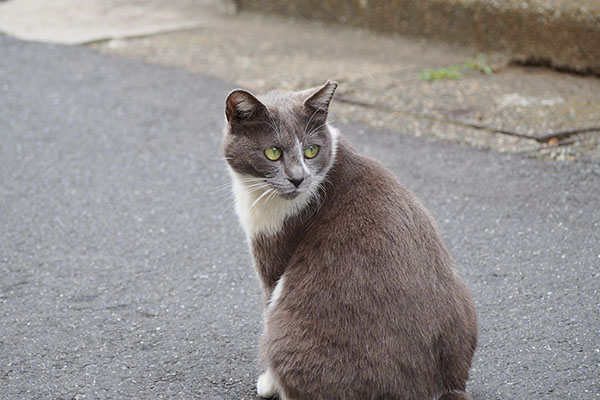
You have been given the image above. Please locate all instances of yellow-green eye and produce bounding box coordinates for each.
[264,146,282,161]
[304,144,320,159]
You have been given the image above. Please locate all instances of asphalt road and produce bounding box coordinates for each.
[1,36,599,399]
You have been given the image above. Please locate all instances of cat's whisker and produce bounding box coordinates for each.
[239,179,266,186]
[264,187,280,206]
[239,181,268,188]
[259,108,283,140]
[213,191,238,212]
[305,120,336,140]
[265,116,282,138]
[303,104,328,135]
[241,185,266,193]
[237,176,268,184]
[235,175,264,180]
[201,187,236,201]
[207,156,233,161]
[237,184,271,194]
[208,182,269,210]
[219,197,238,214]
[249,188,274,212]
[203,176,267,197]
[244,183,268,190]
[205,180,267,198]
[208,192,235,203]
[203,182,236,196]
[245,187,271,196]
[309,120,332,133]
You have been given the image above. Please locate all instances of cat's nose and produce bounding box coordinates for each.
[288,176,304,188]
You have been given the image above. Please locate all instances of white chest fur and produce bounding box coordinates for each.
[229,170,313,238]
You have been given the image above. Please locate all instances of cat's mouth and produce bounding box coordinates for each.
[272,180,312,200]
[280,190,301,200]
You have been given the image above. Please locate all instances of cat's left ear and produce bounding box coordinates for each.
[304,81,338,115]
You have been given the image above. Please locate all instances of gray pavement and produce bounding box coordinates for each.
[1,35,599,400]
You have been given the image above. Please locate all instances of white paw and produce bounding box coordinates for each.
[257,370,279,398]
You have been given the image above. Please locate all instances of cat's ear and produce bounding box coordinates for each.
[303,81,338,115]
[225,89,268,123]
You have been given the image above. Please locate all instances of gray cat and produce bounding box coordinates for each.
[223,81,477,400]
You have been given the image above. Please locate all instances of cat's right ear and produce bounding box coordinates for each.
[303,80,338,115]
[225,89,268,123]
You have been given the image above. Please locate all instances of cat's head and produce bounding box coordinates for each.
[223,81,338,201]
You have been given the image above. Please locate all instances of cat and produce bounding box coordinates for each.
[223,81,477,400]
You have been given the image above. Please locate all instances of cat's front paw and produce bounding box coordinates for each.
[257,370,279,399]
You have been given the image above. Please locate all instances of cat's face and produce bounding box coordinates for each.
[223,81,338,200]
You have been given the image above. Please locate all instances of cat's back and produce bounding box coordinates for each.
[307,138,451,272]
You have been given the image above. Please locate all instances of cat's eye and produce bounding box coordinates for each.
[264,146,282,161]
[304,145,319,159]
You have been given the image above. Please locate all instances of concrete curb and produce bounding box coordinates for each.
[236,0,600,75]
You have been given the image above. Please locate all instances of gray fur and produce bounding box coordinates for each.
[223,82,477,400]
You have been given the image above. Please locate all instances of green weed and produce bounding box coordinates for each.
[419,66,463,81]
[464,55,494,75]
[420,55,495,81]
